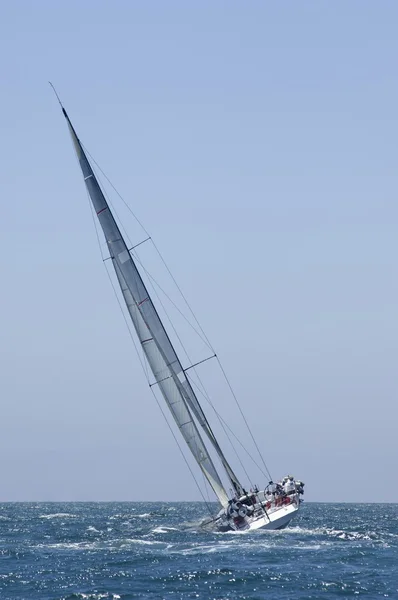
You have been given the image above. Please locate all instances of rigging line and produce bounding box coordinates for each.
[186,370,253,486]
[187,379,255,488]
[201,467,212,508]
[131,245,196,369]
[83,142,271,482]
[130,253,219,422]
[103,256,213,514]
[49,82,63,107]
[186,374,266,482]
[131,249,240,473]
[178,350,255,488]
[83,145,215,353]
[129,244,249,487]
[154,231,274,482]
[86,194,213,515]
[120,218,263,486]
[83,146,150,236]
[138,268,256,488]
[184,355,216,372]
[150,237,214,350]
[149,386,214,517]
[123,205,273,482]
[128,250,212,351]
[83,145,212,347]
[122,258,248,495]
[89,159,136,251]
[69,136,130,255]
[129,246,257,488]
[130,237,151,251]
[133,253,272,482]
[84,142,213,353]
[216,356,272,482]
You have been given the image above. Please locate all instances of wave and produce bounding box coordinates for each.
[167,542,239,555]
[289,526,380,541]
[151,526,179,534]
[109,512,154,520]
[40,513,76,520]
[35,536,166,552]
[60,594,121,599]
[35,541,98,551]
[121,538,163,546]
[324,528,377,541]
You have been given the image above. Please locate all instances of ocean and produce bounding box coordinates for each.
[0,502,397,599]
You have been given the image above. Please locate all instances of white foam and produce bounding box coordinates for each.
[152,526,179,534]
[168,542,237,555]
[289,525,378,542]
[39,513,76,520]
[67,594,120,600]
[120,538,163,546]
[35,541,97,550]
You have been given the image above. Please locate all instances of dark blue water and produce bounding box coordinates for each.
[0,502,397,599]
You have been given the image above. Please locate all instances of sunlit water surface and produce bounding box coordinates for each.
[0,502,397,599]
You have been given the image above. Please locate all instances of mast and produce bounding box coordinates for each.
[59,104,244,503]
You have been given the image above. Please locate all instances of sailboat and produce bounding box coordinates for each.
[55,93,305,532]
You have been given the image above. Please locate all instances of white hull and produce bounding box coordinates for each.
[242,502,299,531]
[202,494,301,533]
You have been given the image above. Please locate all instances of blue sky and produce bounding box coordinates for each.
[0,1,397,502]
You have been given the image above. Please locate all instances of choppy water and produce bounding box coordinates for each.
[0,502,397,599]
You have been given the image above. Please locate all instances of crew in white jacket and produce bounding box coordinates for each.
[284,476,296,495]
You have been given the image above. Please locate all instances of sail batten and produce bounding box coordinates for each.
[61,107,236,507]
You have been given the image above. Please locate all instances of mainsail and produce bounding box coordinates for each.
[61,106,244,505]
